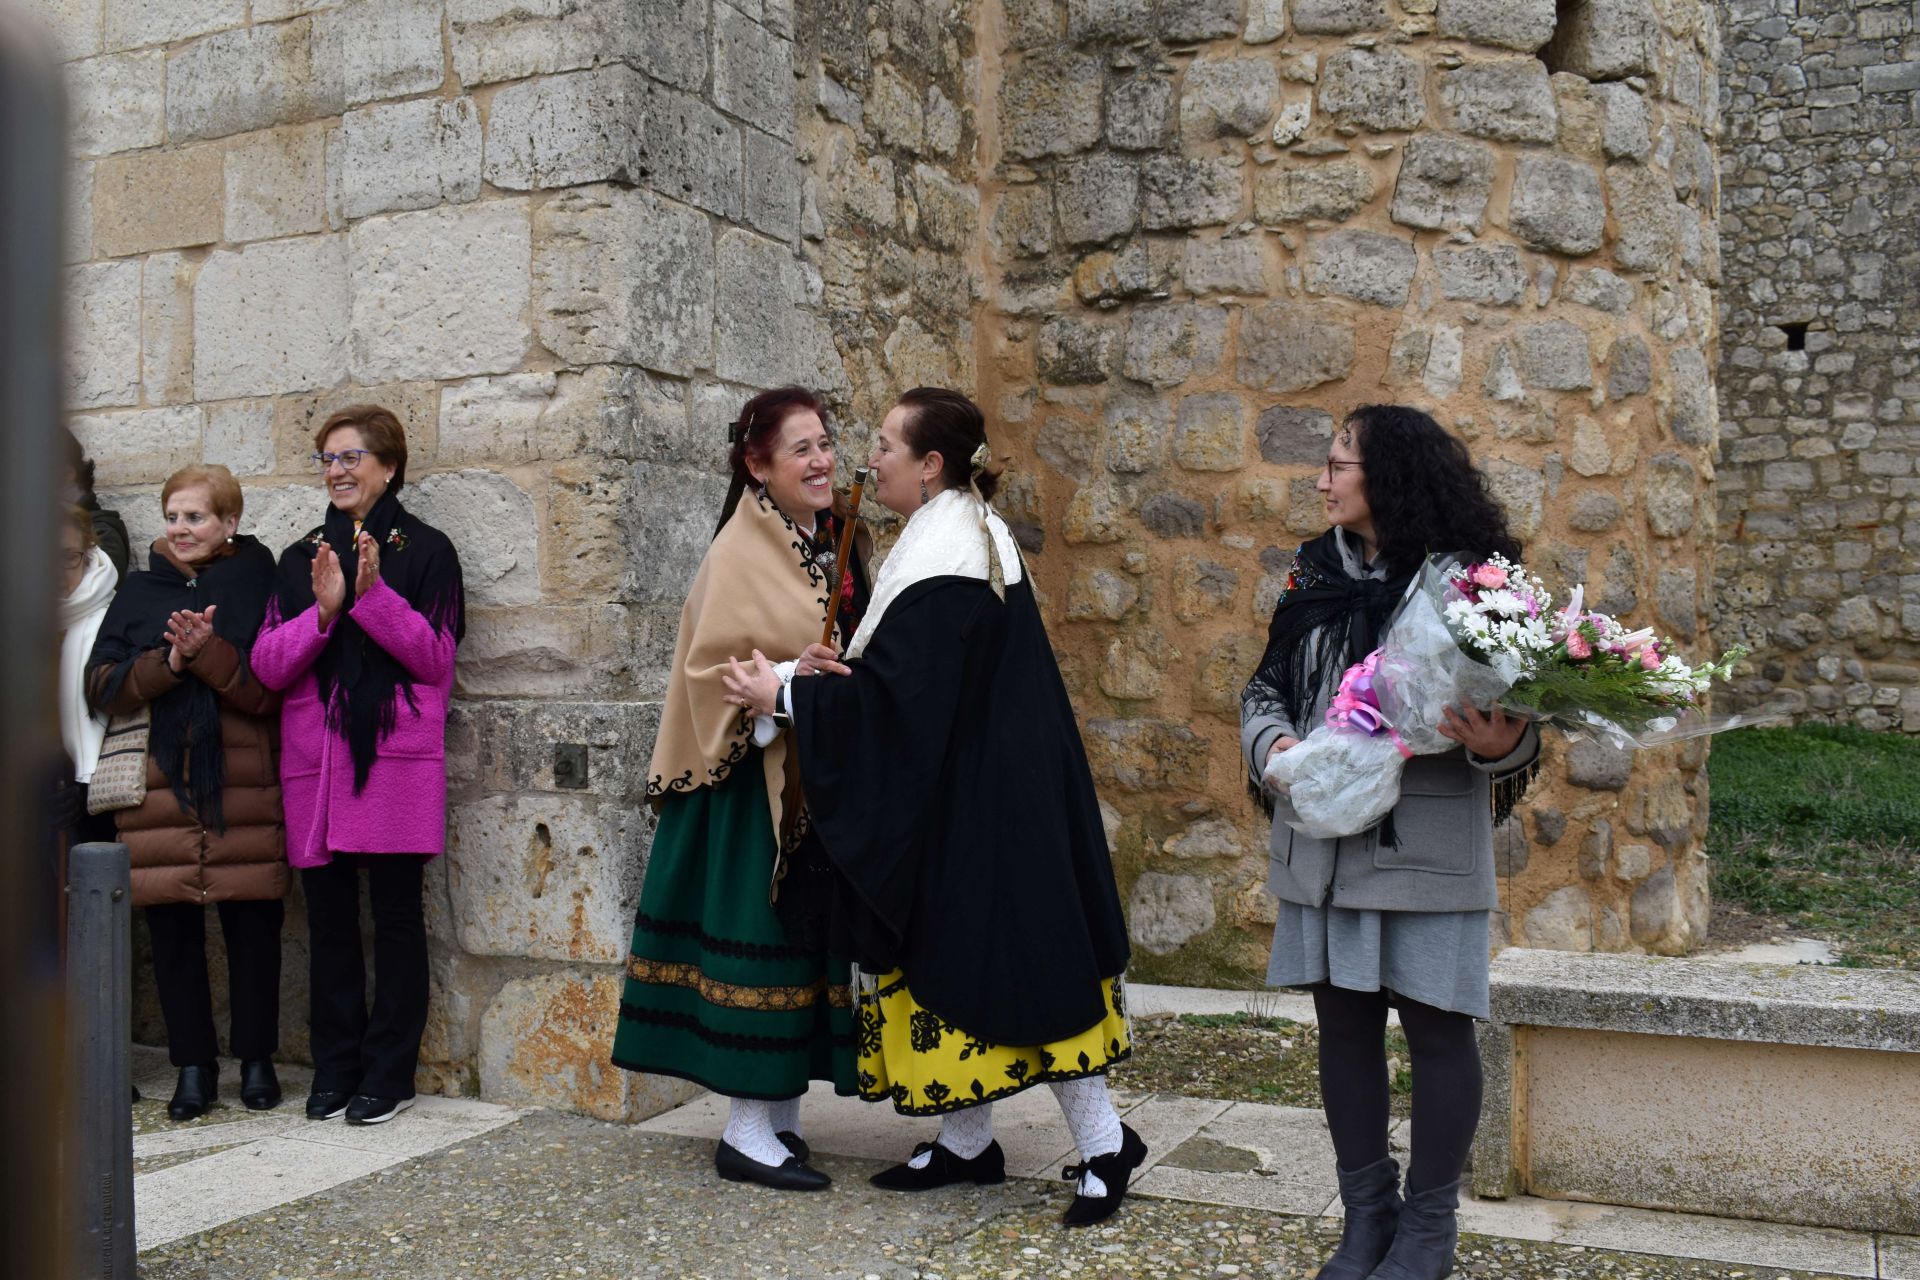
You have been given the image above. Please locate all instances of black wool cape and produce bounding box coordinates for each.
[790,574,1131,1048]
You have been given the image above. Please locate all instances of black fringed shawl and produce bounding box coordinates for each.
[273,491,463,792]
[88,536,278,832]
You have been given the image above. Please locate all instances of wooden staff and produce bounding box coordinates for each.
[820,466,870,648]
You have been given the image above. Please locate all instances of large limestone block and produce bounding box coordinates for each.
[1439,58,1558,144]
[438,373,561,466]
[1108,73,1173,150]
[713,229,808,387]
[449,0,707,91]
[409,470,541,606]
[544,457,629,599]
[22,0,103,61]
[1524,885,1594,951]
[1542,0,1656,81]
[140,252,194,406]
[1238,302,1354,392]
[69,406,202,486]
[227,483,341,554]
[66,50,164,156]
[1304,230,1416,307]
[1292,0,1386,34]
[485,66,650,193]
[1128,872,1217,955]
[165,17,345,144]
[1055,153,1140,246]
[1123,303,1226,388]
[1435,0,1555,51]
[203,401,275,477]
[478,971,703,1120]
[339,98,482,220]
[1516,321,1593,389]
[103,0,244,53]
[223,124,328,242]
[270,381,440,475]
[66,260,142,409]
[1662,345,1714,445]
[1604,162,1679,273]
[1390,132,1497,233]
[1001,48,1104,160]
[743,129,802,244]
[1256,159,1376,224]
[534,186,715,376]
[1083,717,1207,791]
[1434,245,1526,305]
[1508,153,1605,255]
[349,201,531,383]
[338,0,445,106]
[1319,47,1425,132]
[456,604,638,700]
[913,163,978,251]
[712,4,794,140]
[448,793,645,963]
[1181,58,1279,141]
[92,147,223,257]
[1141,156,1243,229]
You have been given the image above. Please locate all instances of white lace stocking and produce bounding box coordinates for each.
[722,1097,790,1167]
[907,1101,995,1166]
[1051,1076,1123,1197]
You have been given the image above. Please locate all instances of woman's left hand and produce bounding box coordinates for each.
[354,530,381,598]
[1438,702,1526,759]
[721,649,781,716]
[794,642,851,677]
[164,606,218,669]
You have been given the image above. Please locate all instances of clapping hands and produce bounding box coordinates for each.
[164,605,218,671]
[312,532,382,629]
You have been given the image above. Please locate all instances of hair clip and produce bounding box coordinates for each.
[969,442,991,474]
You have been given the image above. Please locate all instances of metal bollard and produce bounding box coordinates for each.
[65,842,136,1279]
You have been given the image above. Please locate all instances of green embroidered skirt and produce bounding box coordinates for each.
[611,755,857,1100]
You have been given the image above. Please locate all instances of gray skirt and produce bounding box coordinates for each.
[1267,902,1491,1019]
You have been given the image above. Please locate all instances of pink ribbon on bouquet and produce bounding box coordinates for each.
[1326,651,1412,758]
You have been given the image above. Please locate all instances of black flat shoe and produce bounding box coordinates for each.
[1061,1124,1148,1227]
[778,1130,811,1162]
[240,1059,282,1111]
[869,1139,1006,1191]
[714,1139,831,1191]
[345,1095,414,1125]
[167,1063,218,1122]
[306,1089,353,1120]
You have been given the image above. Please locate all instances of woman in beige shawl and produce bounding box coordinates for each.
[611,387,867,1192]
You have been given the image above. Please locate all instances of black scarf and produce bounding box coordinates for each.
[1248,530,1416,731]
[89,536,278,832]
[273,491,463,793]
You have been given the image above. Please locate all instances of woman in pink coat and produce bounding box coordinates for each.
[253,405,463,1126]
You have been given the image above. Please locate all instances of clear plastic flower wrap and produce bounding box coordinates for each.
[1262,559,1519,839]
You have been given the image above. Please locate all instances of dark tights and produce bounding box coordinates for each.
[1312,984,1483,1193]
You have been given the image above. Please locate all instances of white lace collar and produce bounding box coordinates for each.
[846,488,1024,659]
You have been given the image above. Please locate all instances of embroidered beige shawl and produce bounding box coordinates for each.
[645,491,836,848]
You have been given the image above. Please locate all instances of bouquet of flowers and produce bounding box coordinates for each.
[1262,554,1751,840]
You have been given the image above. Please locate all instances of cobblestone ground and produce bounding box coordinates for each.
[138,1111,1848,1280]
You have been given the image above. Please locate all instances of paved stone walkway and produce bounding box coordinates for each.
[128,983,1917,1279]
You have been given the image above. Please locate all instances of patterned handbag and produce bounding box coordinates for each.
[86,705,151,815]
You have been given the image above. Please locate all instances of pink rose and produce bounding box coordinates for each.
[1639,647,1661,670]
[1565,631,1592,660]
[1470,563,1508,590]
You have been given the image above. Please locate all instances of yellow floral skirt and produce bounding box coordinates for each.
[854,971,1131,1115]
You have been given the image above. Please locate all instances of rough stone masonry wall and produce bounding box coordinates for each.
[977,0,1725,976]
[1713,0,1920,733]
[37,0,976,1118]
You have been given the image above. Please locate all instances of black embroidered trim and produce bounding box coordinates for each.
[857,1046,1134,1116]
[630,911,813,963]
[616,1002,855,1055]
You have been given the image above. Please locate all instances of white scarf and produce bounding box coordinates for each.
[60,546,118,783]
[846,488,1024,660]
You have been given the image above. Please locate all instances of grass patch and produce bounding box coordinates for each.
[1110,1012,1413,1116]
[1707,723,1920,967]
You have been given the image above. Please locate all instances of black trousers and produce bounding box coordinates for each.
[145,898,285,1068]
[302,855,430,1100]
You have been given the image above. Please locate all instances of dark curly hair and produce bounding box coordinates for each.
[1345,404,1522,571]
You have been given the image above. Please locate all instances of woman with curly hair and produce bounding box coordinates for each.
[1241,405,1539,1280]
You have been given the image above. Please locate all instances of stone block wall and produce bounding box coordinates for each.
[1714,0,1920,733]
[976,0,1725,973]
[36,0,976,1116]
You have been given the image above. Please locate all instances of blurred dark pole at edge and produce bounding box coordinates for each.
[0,4,69,1278]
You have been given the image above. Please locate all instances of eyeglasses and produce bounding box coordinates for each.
[60,550,87,570]
[312,449,372,471]
[1324,459,1362,480]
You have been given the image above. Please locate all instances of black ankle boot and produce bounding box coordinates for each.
[240,1059,282,1111]
[167,1063,218,1122]
[1365,1177,1459,1280]
[1314,1157,1401,1279]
